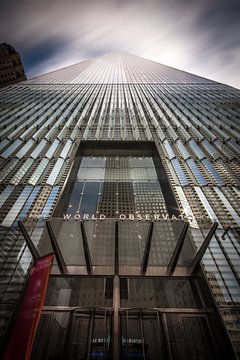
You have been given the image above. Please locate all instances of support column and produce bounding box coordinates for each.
[167,222,189,275]
[113,221,120,359]
[18,220,40,259]
[46,220,67,275]
[189,222,218,274]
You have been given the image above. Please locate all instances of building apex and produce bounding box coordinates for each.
[26,50,217,86]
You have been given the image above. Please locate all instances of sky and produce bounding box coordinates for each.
[0,0,240,88]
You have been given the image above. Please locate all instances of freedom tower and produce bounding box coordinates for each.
[0,52,239,359]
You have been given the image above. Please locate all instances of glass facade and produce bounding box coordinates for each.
[58,154,169,218]
[0,52,239,359]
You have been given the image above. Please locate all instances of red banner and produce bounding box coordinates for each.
[3,254,54,360]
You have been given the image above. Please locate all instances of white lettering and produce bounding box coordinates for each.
[136,214,143,221]
[74,213,81,220]
[61,212,207,224]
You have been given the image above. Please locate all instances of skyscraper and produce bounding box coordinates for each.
[0,52,239,359]
[0,43,26,88]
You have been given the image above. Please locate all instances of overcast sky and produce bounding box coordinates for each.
[1,0,240,88]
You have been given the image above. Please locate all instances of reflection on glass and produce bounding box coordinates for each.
[64,156,168,217]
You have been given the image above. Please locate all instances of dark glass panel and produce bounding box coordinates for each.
[45,277,113,307]
[80,194,99,214]
[30,312,70,360]
[166,314,216,360]
[121,278,202,308]
[84,182,101,194]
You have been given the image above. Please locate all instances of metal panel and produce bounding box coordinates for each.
[46,159,64,185]
[214,187,240,226]
[45,139,60,159]
[1,186,33,227]
[0,185,15,208]
[31,140,47,159]
[1,139,23,158]
[16,139,35,159]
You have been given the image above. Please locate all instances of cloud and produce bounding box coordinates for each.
[0,0,239,88]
